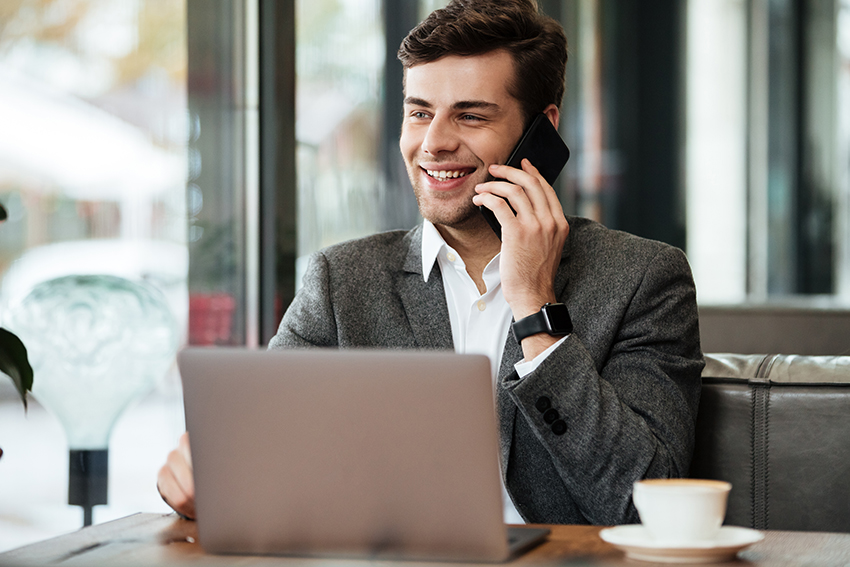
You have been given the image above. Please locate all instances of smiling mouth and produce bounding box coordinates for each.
[424,168,473,180]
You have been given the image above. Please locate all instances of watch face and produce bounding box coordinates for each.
[543,303,572,333]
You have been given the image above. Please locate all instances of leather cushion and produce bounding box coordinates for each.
[692,354,850,532]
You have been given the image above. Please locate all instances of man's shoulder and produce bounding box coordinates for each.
[567,216,676,256]
[565,216,690,279]
[315,226,419,272]
[320,227,416,255]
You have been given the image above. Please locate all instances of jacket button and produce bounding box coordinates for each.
[535,396,551,412]
[543,408,559,424]
[551,420,567,435]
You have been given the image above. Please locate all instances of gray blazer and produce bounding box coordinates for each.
[270,216,704,525]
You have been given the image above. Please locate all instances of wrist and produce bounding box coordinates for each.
[511,302,573,345]
[518,333,561,362]
[510,294,558,322]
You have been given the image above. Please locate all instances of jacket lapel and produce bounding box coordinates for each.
[397,225,453,350]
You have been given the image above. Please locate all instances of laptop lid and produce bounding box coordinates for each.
[179,348,526,562]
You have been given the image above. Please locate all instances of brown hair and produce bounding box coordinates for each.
[397,0,568,125]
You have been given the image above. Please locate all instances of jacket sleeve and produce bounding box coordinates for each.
[501,245,704,525]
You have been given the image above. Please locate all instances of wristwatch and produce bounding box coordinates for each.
[511,302,573,344]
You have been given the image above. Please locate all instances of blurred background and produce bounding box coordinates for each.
[0,0,849,551]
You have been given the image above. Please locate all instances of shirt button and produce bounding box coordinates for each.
[446,252,456,262]
[477,300,486,311]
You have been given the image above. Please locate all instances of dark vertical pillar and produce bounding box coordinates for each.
[609,0,685,250]
[259,0,297,340]
[795,0,834,294]
[380,0,421,231]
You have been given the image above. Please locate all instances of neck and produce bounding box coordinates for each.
[434,218,501,294]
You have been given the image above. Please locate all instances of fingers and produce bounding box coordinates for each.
[178,431,192,468]
[474,160,567,240]
[519,159,568,220]
[474,180,534,220]
[156,434,196,519]
[475,159,569,319]
[474,191,521,231]
[482,160,549,213]
[475,160,565,222]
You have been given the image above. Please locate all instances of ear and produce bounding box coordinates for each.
[542,104,560,130]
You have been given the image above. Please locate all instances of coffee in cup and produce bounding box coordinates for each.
[632,479,731,544]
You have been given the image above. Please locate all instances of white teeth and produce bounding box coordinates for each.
[426,169,468,180]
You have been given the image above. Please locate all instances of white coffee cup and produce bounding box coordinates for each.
[632,479,732,545]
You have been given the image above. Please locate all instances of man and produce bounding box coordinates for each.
[158,0,703,525]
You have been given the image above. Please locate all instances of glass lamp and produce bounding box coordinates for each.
[5,274,178,526]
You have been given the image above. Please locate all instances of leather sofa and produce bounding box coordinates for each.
[691,354,850,532]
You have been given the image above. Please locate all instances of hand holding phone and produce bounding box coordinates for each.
[479,114,570,240]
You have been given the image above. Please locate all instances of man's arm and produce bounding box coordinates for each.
[475,137,702,525]
[503,244,703,525]
[473,158,569,360]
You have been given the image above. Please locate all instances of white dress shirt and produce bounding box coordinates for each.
[420,221,566,524]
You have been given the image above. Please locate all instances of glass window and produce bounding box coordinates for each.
[294,0,850,313]
[0,1,188,308]
[296,0,384,269]
[1,0,260,549]
[186,0,258,346]
[0,0,191,548]
[686,0,850,306]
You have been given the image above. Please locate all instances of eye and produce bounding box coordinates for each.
[460,114,484,122]
[407,110,431,120]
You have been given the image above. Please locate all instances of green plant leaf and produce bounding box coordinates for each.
[0,328,34,410]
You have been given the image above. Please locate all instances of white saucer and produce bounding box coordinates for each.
[599,525,764,564]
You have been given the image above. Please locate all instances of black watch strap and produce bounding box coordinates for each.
[511,302,573,344]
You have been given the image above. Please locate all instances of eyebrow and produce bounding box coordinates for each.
[403,97,501,112]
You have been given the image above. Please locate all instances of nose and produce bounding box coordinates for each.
[421,115,460,156]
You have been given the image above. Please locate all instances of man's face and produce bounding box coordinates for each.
[400,50,525,230]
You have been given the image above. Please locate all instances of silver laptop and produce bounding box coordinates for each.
[178,348,548,562]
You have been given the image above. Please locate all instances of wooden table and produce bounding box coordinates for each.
[2,513,850,566]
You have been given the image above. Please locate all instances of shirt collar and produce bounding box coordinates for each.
[421,220,446,283]
[421,220,505,284]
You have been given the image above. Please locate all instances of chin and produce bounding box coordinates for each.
[419,201,485,230]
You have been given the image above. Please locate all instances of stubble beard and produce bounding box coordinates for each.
[413,186,479,228]
[407,163,495,230]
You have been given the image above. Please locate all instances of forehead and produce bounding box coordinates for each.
[403,50,519,108]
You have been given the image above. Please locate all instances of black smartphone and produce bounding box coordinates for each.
[479,113,570,240]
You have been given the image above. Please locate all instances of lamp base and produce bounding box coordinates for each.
[68,449,108,526]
